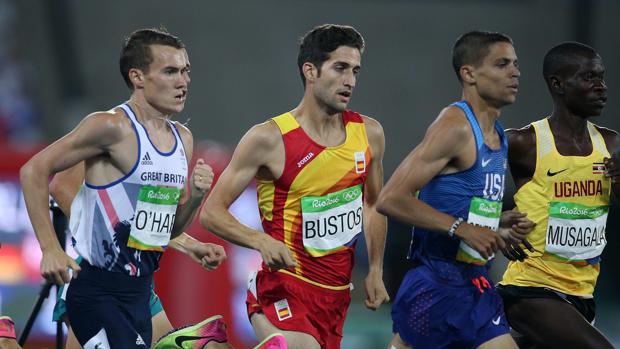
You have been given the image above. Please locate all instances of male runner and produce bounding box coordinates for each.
[48,163,229,349]
[20,28,212,348]
[49,164,285,349]
[200,24,389,349]
[376,31,532,349]
[497,42,616,348]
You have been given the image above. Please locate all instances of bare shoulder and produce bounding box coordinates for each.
[241,119,282,150]
[78,109,132,142]
[430,105,473,140]
[506,123,536,148]
[360,115,385,144]
[228,120,283,174]
[86,108,130,127]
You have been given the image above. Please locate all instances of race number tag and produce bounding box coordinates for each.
[128,185,181,251]
[456,196,502,265]
[545,202,607,261]
[301,185,363,257]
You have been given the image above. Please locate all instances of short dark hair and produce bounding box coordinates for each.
[452,31,513,82]
[297,24,365,87]
[119,27,185,89]
[543,42,598,85]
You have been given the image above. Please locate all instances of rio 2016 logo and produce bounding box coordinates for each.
[343,188,361,201]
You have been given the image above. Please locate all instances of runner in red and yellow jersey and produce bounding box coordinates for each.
[201,24,389,349]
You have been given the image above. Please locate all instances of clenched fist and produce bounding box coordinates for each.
[190,158,214,198]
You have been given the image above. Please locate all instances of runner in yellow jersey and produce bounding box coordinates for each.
[497,42,616,348]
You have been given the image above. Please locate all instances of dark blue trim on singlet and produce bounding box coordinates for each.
[455,101,484,150]
[126,104,178,156]
[454,101,508,151]
[84,104,141,190]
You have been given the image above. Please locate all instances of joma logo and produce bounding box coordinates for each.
[297,152,315,168]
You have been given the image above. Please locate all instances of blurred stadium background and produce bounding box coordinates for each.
[0,0,619,347]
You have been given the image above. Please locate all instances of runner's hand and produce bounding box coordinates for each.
[498,210,535,261]
[364,270,390,310]
[190,158,214,198]
[40,248,81,285]
[501,239,531,261]
[187,242,227,270]
[604,156,620,183]
[498,210,535,243]
[258,236,296,270]
[454,223,505,260]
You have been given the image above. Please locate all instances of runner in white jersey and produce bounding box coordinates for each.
[50,162,229,349]
[67,103,188,274]
[20,28,215,348]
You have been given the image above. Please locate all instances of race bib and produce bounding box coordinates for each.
[128,185,181,251]
[301,185,363,257]
[545,202,607,262]
[456,197,502,265]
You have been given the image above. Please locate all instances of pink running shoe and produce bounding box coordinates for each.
[0,316,16,339]
[154,315,228,349]
[253,333,288,349]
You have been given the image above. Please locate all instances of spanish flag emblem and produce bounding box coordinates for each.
[274,299,292,321]
[354,151,366,174]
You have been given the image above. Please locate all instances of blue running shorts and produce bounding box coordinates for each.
[65,260,152,348]
[53,257,163,323]
[391,266,509,349]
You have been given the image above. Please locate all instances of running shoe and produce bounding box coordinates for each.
[253,333,287,349]
[0,316,15,339]
[154,315,227,349]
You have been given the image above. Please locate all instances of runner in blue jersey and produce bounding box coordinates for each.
[20,28,217,348]
[377,31,533,349]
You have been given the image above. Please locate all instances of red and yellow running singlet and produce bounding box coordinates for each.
[257,111,371,290]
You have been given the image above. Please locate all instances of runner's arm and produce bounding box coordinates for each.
[167,233,227,270]
[49,163,85,216]
[506,126,536,190]
[171,125,214,239]
[498,128,537,260]
[599,126,620,199]
[20,112,126,284]
[201,122,296,269]
[361,116,389,310]
[377,107,473,231]
[376,107,506,258]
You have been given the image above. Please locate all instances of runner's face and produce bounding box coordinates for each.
[472,42,520,107]
[562,54,607,117]
[312,46,361,114]
[142,45,190,114]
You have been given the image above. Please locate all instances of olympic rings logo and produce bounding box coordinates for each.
[343,189,361,201]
